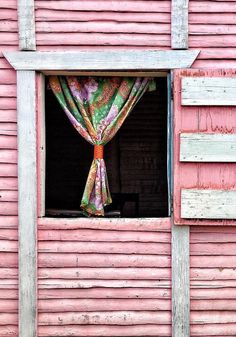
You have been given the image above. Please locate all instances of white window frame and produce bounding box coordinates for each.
[4,49,198,337]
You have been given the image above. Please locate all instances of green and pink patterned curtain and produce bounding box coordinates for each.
[49,76,150,216]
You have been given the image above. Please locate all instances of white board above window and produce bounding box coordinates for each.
[182,77,236,106]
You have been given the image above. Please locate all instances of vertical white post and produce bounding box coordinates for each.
[172,224,190,337]
[18,0,36,50]
[17,71,37,337]
[171,0,189,49]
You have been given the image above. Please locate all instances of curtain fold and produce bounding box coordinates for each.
[49,76,150,216]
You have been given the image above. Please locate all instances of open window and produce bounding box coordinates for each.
[44,75,169,218]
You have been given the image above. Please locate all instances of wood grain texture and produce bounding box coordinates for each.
[37,221,171,336]
[38,325,171,336]
[182,77,236,105]
[190,226,236,335]
[174,69,236,226]
[4,50,200,71]
[35,1,171,13]
[18,0,36,50]
[181,189,236,219]
[180,133,236,162]
[38,311,171,325]
[17,71,37,337]
[38,217,171,231]
[171,0,189,49]
[172,225,190,337]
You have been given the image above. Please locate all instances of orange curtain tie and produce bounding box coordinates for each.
[94,145,104,159]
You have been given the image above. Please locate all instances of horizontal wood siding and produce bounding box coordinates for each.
[182,77,236,106]
[0,0,18,336]
[180,133,236,162]
[34,0,236,66]
[181,189,236,219]
[34,1,171,50]
[190,226,236,336]
[37,220,171,336]
[189,1,236,67]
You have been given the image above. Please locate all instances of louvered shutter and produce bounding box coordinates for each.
[173,69,236,225]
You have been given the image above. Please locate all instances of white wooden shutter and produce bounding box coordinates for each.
[173,69,236,225]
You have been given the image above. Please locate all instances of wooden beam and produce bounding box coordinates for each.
[172,224,190,337]
[18,0,36,50]
[180,133,236,162]
[171,0,189,49]
[17,71,37,337]
[4,50,200,71]
[181,189,236,219]
[182,77,236,106]
[37,74,46,217]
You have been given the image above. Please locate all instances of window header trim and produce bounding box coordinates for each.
[4,50,200,71]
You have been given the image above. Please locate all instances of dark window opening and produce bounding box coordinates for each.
[45,77,168,218]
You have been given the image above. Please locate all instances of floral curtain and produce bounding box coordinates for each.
[49,76,150,216]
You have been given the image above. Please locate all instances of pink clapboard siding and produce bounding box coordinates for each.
[37,218,171,336]
[34,0,236,67]
[189,0,236,68]
[34,0,171,49]
[173,68,236,226]
[190,226,236,336]
[1,0,236,337]
[0,0,18,335]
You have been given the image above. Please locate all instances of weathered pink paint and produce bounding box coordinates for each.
[38,325,171,337]
[1,0,236,336]
[174,69,236,226]
[38,287,170,299]
[190,226,236,334]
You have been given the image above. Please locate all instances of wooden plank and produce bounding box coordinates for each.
[17,71,37,337]
[181,189,236,219]
[172,225,190,337]
[38,311,171,325]
[180,133,236,162]
[167,73,173,216]
[4,50,200,71]
[38,299,171,312]
[38,325,171,337]
[36,21,171,34]
[38,241,170,254]
[37,74,45,217]
[38,217,171,231]
[182,77,236,105]
[35,1,172,12]
[38,228,171,242]
[38,253,170,268]
[38,288,170,299]
[38,267,170,280]
[18,0,36,50]
[35,10,171,23]
[38,279,171,289]
[171,0,189,49]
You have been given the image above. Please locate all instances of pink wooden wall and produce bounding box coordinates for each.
[0,1,18,335]
[190,226,236,336]
[37,218,171,336]
[34,0,236,67]
[0,0,236,336]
